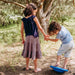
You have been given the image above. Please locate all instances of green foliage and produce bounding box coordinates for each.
[0,24,22,45]
[66,26,75,35]
[0,2,23,27]
[51,0,75,23]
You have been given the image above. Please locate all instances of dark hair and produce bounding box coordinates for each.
[48,21,61,34]
[23,5,33,17]
[29,3,37,10]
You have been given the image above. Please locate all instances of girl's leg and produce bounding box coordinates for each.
[55,55,61,66]
[63,57,68,69]
[34,59,37,70]
[34,59,41,72]
[26,58,29,70]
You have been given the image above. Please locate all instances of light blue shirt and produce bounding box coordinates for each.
[56,26,73,44]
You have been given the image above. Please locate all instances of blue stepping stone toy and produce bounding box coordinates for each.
[50,66,68,73]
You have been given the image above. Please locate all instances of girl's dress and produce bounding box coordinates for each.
[21,15,42,60]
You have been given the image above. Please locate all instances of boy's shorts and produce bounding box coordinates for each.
[57,41,74,58]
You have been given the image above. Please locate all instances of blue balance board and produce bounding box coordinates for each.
[50,66,68,73]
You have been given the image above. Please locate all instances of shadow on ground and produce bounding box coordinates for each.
[0,65,74,75]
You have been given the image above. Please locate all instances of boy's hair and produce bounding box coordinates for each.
[29,3,37,10]
[23,5,33,17]
[48,21,61,34]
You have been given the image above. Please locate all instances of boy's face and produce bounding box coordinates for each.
[54,30,59,35]
[49,32,54,36]
[49,31,59,36]
[33,9,37,15]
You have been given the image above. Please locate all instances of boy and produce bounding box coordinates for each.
[45,21,74,69]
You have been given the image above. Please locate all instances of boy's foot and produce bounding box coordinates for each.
[54,62,60,67]
[54,63,60,67]
[63,66,67,69]
[34,68,41,72]
[55,64,59,67]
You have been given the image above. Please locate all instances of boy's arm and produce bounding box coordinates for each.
[48,38,59,42]
[45,37,59,42]
[33,17,48,37]
[21,22,25,44]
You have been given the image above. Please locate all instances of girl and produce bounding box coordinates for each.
[45,21,74,69]
[21,4,48,72]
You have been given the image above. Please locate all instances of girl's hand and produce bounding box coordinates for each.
[22,40,25,44]
[44,36,49,41]
[44,35,50,39]
[44,35,50,37]
[44,35,50,41]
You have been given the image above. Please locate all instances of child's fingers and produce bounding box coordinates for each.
[44,35,50,38]
[44,37,48,41]
[44,37,47,40]
[45,36,49,39]
[47,35,50,37]
[45,35,50,37]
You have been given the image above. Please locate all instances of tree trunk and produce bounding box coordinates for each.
[37,5,48,33]
[36,0,54,33]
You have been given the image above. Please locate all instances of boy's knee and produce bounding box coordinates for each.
[64,53,70,58]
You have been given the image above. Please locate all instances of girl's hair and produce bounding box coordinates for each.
[23,5,33,17]
[23,3,37,17]
[29,3,37,10]
[48,21,61,34]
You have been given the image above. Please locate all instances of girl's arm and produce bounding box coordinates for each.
[33,17,47,37]
[21,22,25,44]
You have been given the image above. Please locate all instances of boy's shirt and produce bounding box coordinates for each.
[56,26,73,44]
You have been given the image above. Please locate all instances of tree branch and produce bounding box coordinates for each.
[58,0,60,6]
[65,0,68,4]
[26,0,30,4]
[46,4,57,17]
[44,0,54,14]
[0,0,25,8]
[37,0,45,9]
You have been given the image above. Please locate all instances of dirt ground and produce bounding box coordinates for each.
[0,43,75,75]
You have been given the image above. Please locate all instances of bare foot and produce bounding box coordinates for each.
[23,66,33,70]
[54,63,60,67]
[26,66,33,70]
[26,67,29,70]
[54,62,60,67]
[34,68,41,72]
[63,66,67,69]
